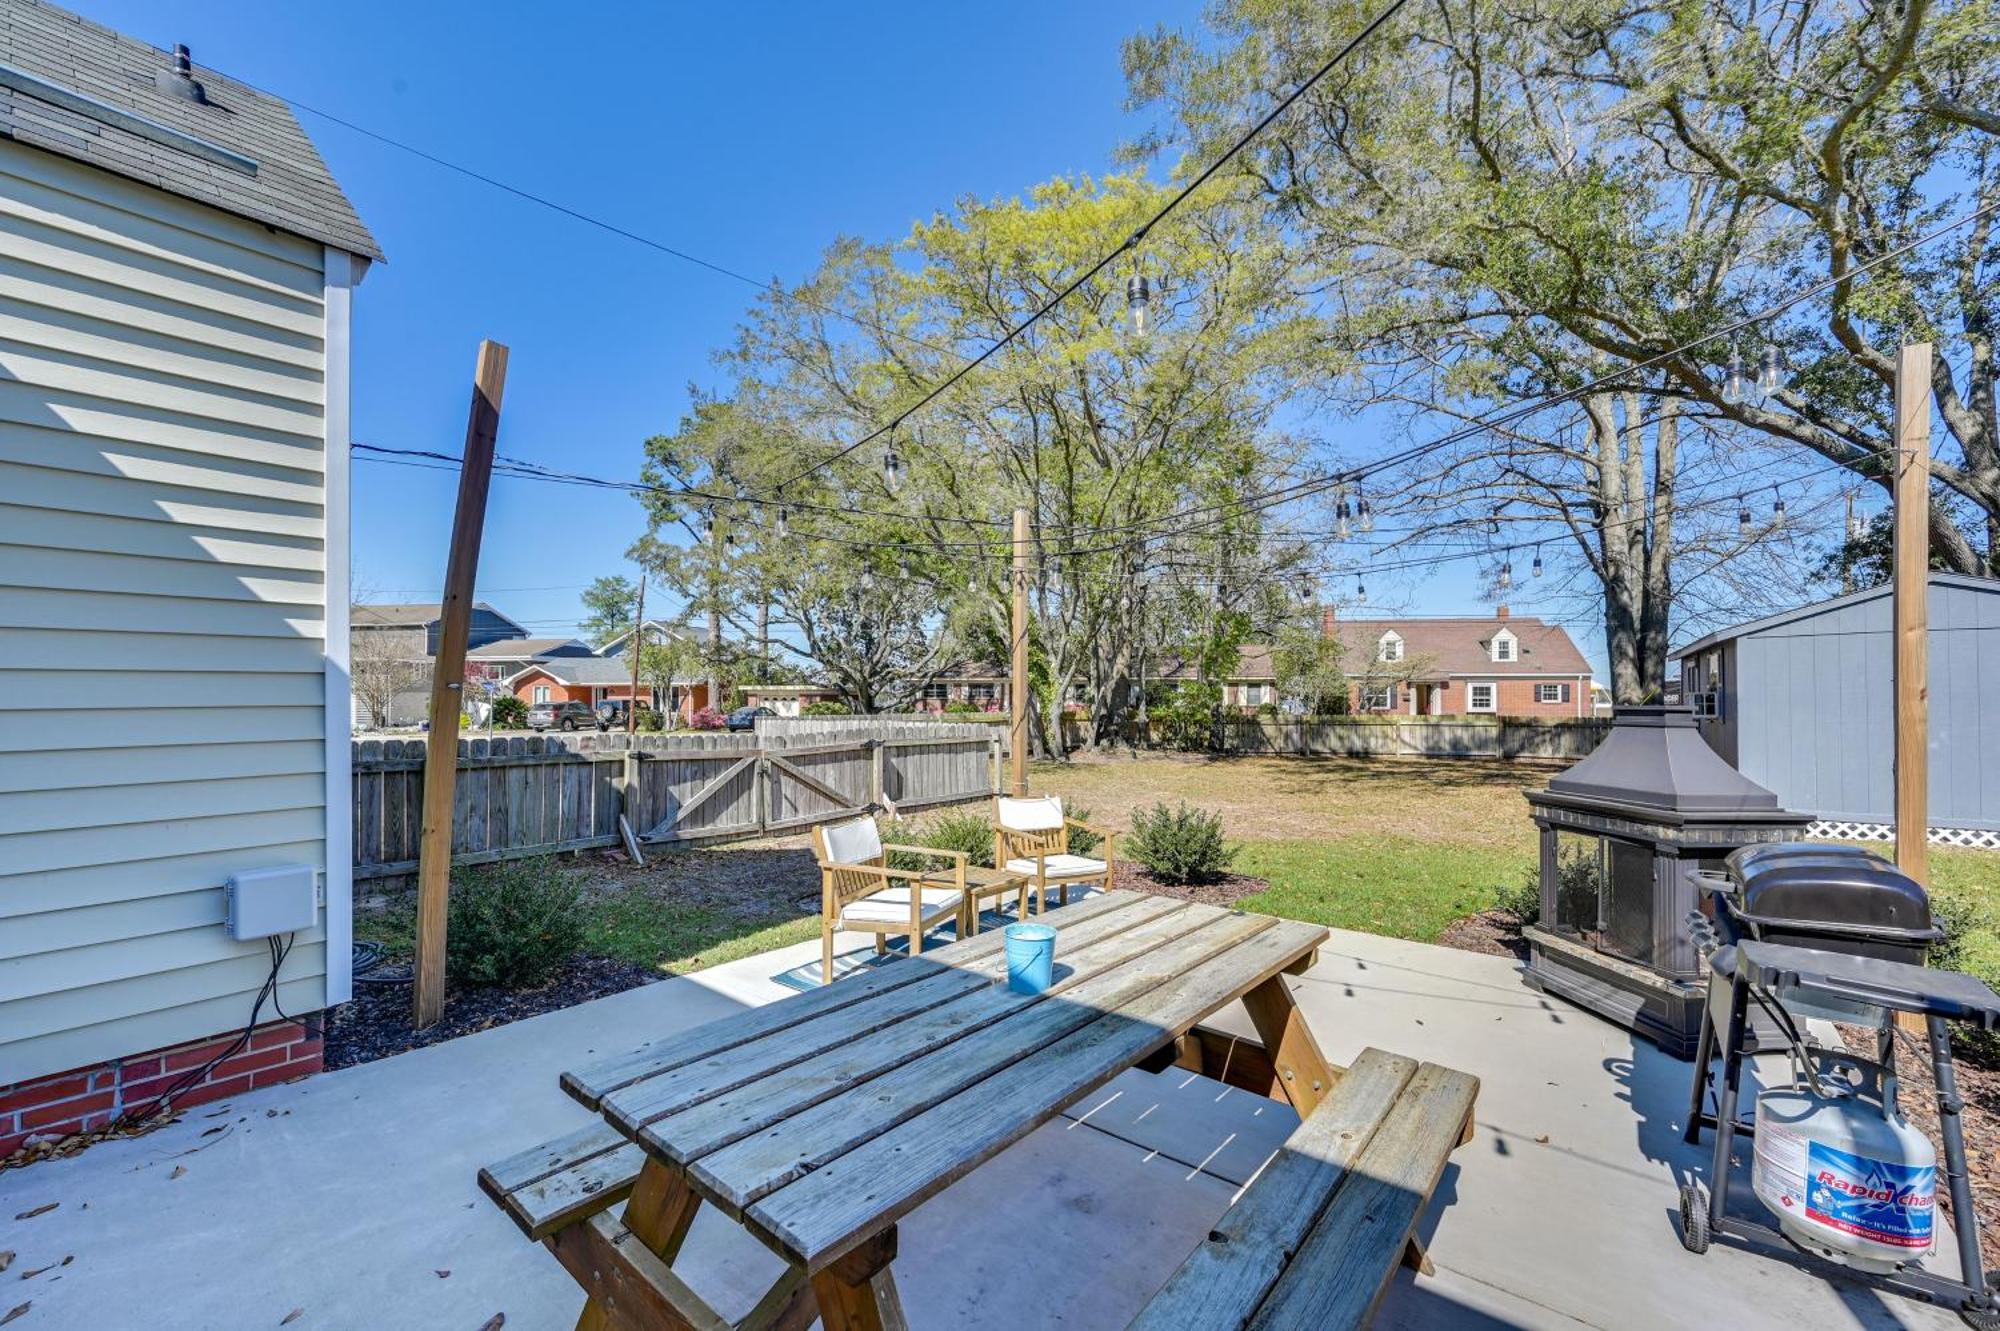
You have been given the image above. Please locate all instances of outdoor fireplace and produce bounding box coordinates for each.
[1522,705,1810,1057]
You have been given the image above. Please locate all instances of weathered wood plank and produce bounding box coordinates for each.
[698,910,1294,1229]
[563,891,1142,1107]
[1126,1048,1419,1331]
[743,917,1326,1269]
[628,898,1200,1163]
[478,1119,651,1242]
[1245,1063,1479,1331]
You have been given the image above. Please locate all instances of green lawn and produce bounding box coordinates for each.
[1233,838,1530,944]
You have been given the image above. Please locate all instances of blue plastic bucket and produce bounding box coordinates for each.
[1004,923,1057,994]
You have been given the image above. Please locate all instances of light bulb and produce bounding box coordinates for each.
[1737,496,1752,536]
[1772,495,1786,529]
[1126,273,1150,338]
[775,507,790,539]
[1497,561,1513,592]
[882,448,904,495]
[1355,580,1367,605]
[1757,346,1782,397]
[1358,498,1374,533]
[1336,514,1351,542]
[1722,344,1747,405]
[1532,547,1544,578]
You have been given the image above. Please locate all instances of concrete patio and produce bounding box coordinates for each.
[0,916,1966,1331]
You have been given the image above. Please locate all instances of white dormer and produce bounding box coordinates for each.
[1377,630,1404,663]
[1490,628,1518,663]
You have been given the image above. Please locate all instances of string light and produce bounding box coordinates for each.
[775,506,790,539]
[1357,479,1374,534]
[1757,346,1783,397]
[1126,268,1151,339]
[1531,545,1544,578]
[1355,576,1367,604]
[1737,494,1752,535]
[1722,343,1748,405]
[882,426,905,495]
[1772,488,1786,529]
[1496,559,1513,592]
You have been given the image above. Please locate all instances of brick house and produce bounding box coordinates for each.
[914,661,1010,713]
[507,657,713,720]
[1327,608,1593,717]
[1155,609,1594,718]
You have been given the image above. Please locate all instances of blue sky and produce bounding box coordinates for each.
[84,1,1631,673]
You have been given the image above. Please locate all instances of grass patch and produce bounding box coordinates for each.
[587,892,820,974]
[1234,838,1532,944]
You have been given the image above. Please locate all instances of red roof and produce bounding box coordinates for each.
[1329,614,1591,678]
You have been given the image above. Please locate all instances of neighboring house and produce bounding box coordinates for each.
[508,657,713,719]
[597,617,700,658]
[0,4,380,1151]
[915,661,1010,712]
[1325,609,1593,717]
[1673,573,2000,840]
[352,600,529,657]
[1150,609,1593,717]
[349,601,540,727]
[464,635,594,677]
[741,683,844,716]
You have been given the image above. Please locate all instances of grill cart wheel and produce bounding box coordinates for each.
[1678,1181,1712,1255]
[1961,1295,2000,1331]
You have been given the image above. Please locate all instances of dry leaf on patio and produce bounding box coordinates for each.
[169,1166,186,1180]
[20,1256,72,1280]
[434,1270,450,1279]
[1,1303,27,1326]
[1534,1134,1550,1144]
[11,1204,54,1221]
[280,1308,303,1325]
[478,1315,505,1330]
[0,1254,10,1275]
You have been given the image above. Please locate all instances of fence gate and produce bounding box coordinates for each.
[762,736,875,832]
[633,735,763,846]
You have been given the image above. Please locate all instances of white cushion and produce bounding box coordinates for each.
[1006,854,1106,879]
[821,815,883,865]
[997,795,1064,831]
[840,885,963,925]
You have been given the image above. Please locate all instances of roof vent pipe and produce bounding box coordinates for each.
[157,43,209,104]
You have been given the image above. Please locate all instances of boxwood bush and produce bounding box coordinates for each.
[1127,802,1236,885]
[446,856,587,989]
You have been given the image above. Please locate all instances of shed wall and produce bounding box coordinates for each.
[0,144,335,1085]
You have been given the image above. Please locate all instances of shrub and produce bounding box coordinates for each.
[490,694,527,728]
[689,706,726,730]
[1064,805,1103,858]
[803,700,849,716]
[638,706,666,731]
[446,856,587,989]
[942,699,978,714]
[1498,842,1599,926]
[885,808,996,872]
[1127,802,1237,885]
[1931,890,2000,1063]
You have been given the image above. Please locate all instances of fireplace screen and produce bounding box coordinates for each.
[1600,838,1656,965]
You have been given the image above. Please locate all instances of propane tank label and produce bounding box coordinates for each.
[1804,1142,1936,1249]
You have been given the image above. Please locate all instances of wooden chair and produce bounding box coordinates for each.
[992,795,1117,915]
[811,814,966,985]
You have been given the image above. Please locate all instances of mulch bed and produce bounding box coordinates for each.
[1439,908,1532,961]
[1110,860,1270,907]
[1839,1023,2000,1279]
[324,954,661,1071]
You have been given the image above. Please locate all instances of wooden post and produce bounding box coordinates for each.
[1010,506,1029,796]
[627,575,645,734]
[1893,342,1931,888]
[413,340,509,1029]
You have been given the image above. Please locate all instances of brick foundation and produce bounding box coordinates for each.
[0,1014,323,1158]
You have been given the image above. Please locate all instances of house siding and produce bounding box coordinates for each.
[0,144,339,1086]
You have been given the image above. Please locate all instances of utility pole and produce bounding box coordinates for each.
[627,574,645,734]
[1010,506,1030,796]
[1843,490,1858,595]
[1893,342,1931,888]
[413,340,509,1030]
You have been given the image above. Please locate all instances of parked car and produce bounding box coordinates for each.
[725,704,774,732]
[527,700,595,732]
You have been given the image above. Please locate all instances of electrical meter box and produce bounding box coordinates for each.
[225,864,317,940]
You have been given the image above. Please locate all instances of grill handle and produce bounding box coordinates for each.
[1685,867,1737,899]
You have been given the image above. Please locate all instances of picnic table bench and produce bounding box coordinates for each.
[479,889,1470,1329]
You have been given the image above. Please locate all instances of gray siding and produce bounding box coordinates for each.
[1719,579,2000,829]
[0,143,336,1084]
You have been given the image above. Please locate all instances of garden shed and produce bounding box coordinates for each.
[0,1,379,1150]
[1672,572,2000,842]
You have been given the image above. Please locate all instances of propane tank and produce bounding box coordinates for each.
[1751,1068,1936,1273]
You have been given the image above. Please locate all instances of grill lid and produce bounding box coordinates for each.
[1722,842,1939,943]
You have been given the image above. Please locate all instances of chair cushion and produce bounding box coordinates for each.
[996,794,1064,832]
[840,885,963,925]
[821,814,883,865]
[1006,854,1106,878]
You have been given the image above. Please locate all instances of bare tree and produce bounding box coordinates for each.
[349,627,428,731]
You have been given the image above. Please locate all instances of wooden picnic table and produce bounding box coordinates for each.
[485,889,1331,1331]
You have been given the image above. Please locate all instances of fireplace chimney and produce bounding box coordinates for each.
[1495,604,1511,619]
[1320,605,1337,640]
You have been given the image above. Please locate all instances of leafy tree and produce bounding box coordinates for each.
[1270,618,1348,716]
[637,634,702,725]
[579,575,640,646]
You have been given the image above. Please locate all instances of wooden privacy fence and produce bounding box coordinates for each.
[352,722,1005,882]
[1206,716,1612,760]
